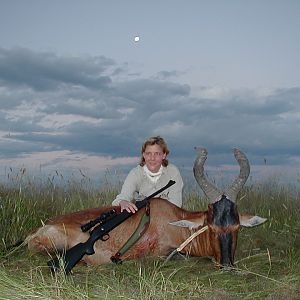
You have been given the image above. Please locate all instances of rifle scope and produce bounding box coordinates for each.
[81,209,117,232]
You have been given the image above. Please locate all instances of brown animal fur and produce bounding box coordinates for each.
[26,198,213,265]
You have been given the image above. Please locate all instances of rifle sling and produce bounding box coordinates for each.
[111,203,150,264]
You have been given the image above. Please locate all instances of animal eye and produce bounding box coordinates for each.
[209,225,220,234]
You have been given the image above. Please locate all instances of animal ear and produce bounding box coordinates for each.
[239,214,267,227]
[169,216,206,230]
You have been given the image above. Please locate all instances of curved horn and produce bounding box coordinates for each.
[193,148,221,203]
[223,148,250,202]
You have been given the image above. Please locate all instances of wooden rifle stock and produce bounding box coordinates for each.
[47,180,176,274]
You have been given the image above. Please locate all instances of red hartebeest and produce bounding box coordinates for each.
[26,148,266,268]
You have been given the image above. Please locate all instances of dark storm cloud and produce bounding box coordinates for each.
[41,98,123,120]
[0,47,300,171]
[0,47,115,91]
[0,136,55,158]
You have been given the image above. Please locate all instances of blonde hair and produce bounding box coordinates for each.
[139,136,169,167]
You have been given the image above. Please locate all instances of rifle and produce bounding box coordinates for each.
[47,180,176,274]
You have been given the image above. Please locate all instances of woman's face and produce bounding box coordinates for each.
[142,144,166,173]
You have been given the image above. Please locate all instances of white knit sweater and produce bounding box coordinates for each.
[112,163,183,207]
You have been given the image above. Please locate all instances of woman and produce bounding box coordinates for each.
[112,136,184,213]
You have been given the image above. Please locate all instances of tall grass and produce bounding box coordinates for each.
[0,169,299,299]
[0,168,119,252]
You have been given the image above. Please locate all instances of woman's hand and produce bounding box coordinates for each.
[119,200,138,213]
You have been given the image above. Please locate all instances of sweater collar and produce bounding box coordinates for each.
[143,165,163,183]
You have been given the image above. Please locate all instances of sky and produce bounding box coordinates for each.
[0,0,300,185]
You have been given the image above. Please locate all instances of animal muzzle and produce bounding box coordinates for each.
[218,232,235,268]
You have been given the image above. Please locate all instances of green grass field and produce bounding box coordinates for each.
[0,170,299,299]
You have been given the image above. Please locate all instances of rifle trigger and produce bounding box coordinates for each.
[101,234,110,241]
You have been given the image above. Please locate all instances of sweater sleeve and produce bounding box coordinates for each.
[166,166,184,207]
[112,168,139,206]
